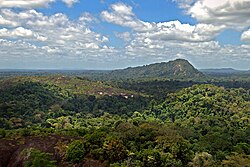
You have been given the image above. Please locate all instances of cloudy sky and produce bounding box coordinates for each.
[0,0,250,70]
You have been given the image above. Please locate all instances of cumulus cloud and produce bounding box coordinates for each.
[0,9,117,67]
[79,12,98,23]
[173,0,196,9]
[62,0,79,7]
[115,32,132,42]
[141,21,224,43]
[0,0,55,8]
[0,15,18,27]
[0,27,33,38]
[101,3,153,32]
[125,38,250,69]
[0,0,80,8]
[99,3,250,69]
[0,1,249,69]
[0,9,104,43]
[241,29,250,42]
[175,0,250,30]
[102,3,224,43]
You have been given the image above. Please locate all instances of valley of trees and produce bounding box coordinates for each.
[0,59,249,167]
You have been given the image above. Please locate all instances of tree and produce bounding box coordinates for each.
[137,149,162,167]
[221,153,250,167]
[191,152,215,167]
[171,140,194,166]
[103,138,128,163]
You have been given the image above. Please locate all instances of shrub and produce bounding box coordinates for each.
[0,129,6,138]
[65,140,86,163]
[24,148,56,167]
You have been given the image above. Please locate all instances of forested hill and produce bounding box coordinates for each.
[0,76,135,96]
[108,59,204,80]
[0,76,151,130]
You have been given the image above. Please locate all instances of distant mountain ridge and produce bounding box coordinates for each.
[200,68,250,76]
[109,59,204,79]
[200,68,241,73]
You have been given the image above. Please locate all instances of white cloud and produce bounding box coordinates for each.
[62,0,79,7]
[0,2,249,69]
[79,12,97,23]
[0,0,80,8]
[0,15,18,27]
[42,46,60,53]
[0,0,55,8]
[115,32,131,42]
[241,29,250,42]
[176,0,250,30]
[145,21,224,42]
[110,2,134,15]
[0,26,49,42]
[0,27,33,38]
[102,3,224,43]
[35,35,48,41]
[84,43,100,49]
[124,38,250,69]
[0,9,118,66]
[101,3,152,32]
[12,27,33,37]
[173,0,196,9]
[100,3,250,69]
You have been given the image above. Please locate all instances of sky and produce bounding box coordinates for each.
[0,0,250,70]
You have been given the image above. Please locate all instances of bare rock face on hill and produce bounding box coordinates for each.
[0,136,106,167]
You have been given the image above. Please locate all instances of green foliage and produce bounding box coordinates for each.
[171,140,194,165]
[65,140,86,163]
[23,148,56,167]
[62,94,149,116]
[137,149,162,167]
[0,129,6,138]
[103,138,128,163]
[19,128,32,137]
[0,75,249,166]
[0,81,64,128]
[0,76,149,129]
[191,152,215,167]
[221,153,250,167]
[159,84,250,122]
[233,143,250,154]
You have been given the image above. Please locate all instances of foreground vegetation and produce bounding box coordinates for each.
[0,74,249,166]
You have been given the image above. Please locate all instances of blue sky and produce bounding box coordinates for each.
[0,0,250,70]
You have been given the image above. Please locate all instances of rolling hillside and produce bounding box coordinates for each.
[0,76,135,96]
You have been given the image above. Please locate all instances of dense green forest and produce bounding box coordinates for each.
[0,76,249,166]
[0,60,249,166]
